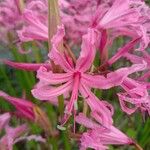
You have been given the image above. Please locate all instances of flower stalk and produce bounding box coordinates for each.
[48,0,61,50]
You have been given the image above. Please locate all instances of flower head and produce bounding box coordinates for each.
[76,113,133,150]
[32,25,147,127]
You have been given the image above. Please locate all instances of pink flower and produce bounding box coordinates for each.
[0,124,28,150]
[32,25,146,127]
[95,0,139,29]
[0,91,35,120]
[0,113,45,150]
[89,0,150,63]
[17,0,150,52]
[118,89,150,115]
[17,9,48,42]
[0,113,28,150]
[0,0,22,29]
[116,51,150,115]
[59,0,101,44]
[0,91,57,136]
[76,113,133,150]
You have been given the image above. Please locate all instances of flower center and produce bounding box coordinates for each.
[73,71,81,79]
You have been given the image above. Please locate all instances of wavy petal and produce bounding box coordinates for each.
[37,66,73,84]
[118,93,138,115]
[76,28,97,72]
[81,62,147,89]
[49,25,74,72]
[32,80,72,100]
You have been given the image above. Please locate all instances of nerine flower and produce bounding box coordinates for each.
[0,113,45,150]
[0,123,28,150]
[0,113,28,150]
[17,0,150,54]
[0,91,56,135]
[59,0,101,44]
[76,113,133,150]
[17,9,48,42]
[60,0,150,51]
[0,91,35,120]
[32,25,146,127]
[0,0,22,29]
[116,51,150,115]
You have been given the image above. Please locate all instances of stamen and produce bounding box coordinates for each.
[57,125,66,131]
[74,101,78,111]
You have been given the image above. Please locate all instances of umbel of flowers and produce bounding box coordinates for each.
[0,0,150,149]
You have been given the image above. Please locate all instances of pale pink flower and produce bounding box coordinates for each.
[93,0,149,61]
[76,113,133,150]
[0,113,45,150]
[17,0,110,44]
[17,9,48,42]
[0,0,22,29]
[59,0,101,44]
[116,51,150,115]
[32,25,146,126]
[0,124,28,150]
[17,0,150,52]
[60,0,150,47]
[118,89,150,115]
[0,113,28,150]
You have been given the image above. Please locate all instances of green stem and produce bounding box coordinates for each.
[58,94,64,116]
[48,0,60,50]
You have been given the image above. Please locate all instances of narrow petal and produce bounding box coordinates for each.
[104,126,133,145]
[80,132,108,150]
[107,37,141,65]
[32,81,72,100]
[76,28,97,72]
[118,79,149,115]
[94,126,133,145]
[124,53,143,64]
[37,66,73,84]
[49,25,74,72]
[62,73,80,124]
[76,113,99,129]
[81,62,147,89]
[3,59,51,71]
[79,84,113,128]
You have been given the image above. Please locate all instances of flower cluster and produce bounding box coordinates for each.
[0,113,45,150]
[0,0,150,149]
